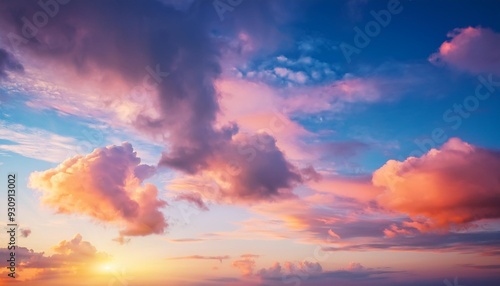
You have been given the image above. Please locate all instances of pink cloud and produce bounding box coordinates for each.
[29,143,167,240]
[429,27,500,75]
[232,257,256,276]
[174,192,209,211]
[373,138,500,231]
[20,228,32,238]
[166,132,303,204]
[345,262,365,271]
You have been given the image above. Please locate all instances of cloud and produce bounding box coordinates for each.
[165,238,204,243]
[232,257,256,276]
[0,120,78,163]
[174,192,209,211]
[0,48,23,79]
[345,262,365,271]
[20,228,32,238]
[429,27,500,75]
[323,231,500,256]
[240,254,260,259]
[0,0,305,204]
[167,132,303,203]
[460,264,500,270]
[250,260,399,286]
[29,143,167,239]
[0,234,109,282]
[167,255,230,263]
[257,262,283,279]
[373,138,500,232]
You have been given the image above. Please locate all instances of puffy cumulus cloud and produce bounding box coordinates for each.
[232,257,256,276]
[429,27,500,75]
[49,234,110,266]
[29,143,167,240]
[0,0,305,204]
[232,256,323,281]
[0,47,23,79]
[255,260,322,282]
[373,138,500,232]
[0,234,109,283]
[251,260,399,285]
[345,262,365,271]
[257,262,282,279]
[283,260,323,276]
[167,132,303,203]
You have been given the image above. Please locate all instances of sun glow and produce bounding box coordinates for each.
[99,263,117,274]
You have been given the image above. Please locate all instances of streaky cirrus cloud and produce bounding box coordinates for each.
[429,27,500,75]
[373,138,500,232]
[29,143,167,240]
[167,255,230,263]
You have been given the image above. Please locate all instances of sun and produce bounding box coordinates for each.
[99,263,116,274]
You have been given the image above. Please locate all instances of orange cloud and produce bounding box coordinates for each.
[29,143,167,240]
[373,138,500,231]
[232,257,256,276]
[0,234,109,283]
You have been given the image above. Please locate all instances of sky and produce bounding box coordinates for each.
[0,0,500,285]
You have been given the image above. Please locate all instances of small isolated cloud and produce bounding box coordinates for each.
[345,262,365,271]
[373,138,500,232]
[429,27,500,75]
[174,192,209,211]
[29,143,167,240]
[232,257,256,276]
[20,228,31,238]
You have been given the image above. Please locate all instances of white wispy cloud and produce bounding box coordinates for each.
[0,121,77,163]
